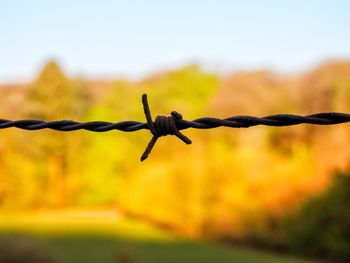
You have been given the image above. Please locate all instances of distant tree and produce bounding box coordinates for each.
[27,60,91,206]
[285,172,350,261]
[29,61,75,119]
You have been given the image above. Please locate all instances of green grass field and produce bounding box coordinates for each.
[0,210,314,263]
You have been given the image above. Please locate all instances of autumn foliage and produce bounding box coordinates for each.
[0,60,349,256]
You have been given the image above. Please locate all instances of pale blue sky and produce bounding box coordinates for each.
[1,0,350,82]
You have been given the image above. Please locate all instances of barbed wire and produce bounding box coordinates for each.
[0,94,349,161]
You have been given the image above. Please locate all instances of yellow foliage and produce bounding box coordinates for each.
[0,60,349,239]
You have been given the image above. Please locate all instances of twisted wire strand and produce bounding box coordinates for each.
[1,113,349,132]
[0,94,349,161]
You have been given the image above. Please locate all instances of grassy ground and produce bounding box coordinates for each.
[0,210,314,263]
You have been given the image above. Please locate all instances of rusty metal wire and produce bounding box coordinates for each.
[1,94,349,161]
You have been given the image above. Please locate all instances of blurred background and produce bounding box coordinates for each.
[0,1,350,262]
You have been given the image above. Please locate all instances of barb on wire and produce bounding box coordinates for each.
[0,94,349,161]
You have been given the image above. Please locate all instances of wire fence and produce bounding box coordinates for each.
[1,94,349,161]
